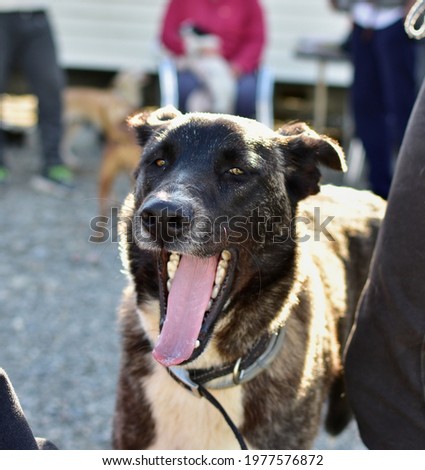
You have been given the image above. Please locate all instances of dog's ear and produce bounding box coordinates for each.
[276,122,347,200]
[128,105,182,146]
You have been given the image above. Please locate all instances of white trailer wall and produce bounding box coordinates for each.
[46,0,352,86]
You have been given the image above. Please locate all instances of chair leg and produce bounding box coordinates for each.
[159,57,179,108]
[256,66,274,128]
[343,137,365,187]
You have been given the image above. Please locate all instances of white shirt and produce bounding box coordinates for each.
[352,2,404,29]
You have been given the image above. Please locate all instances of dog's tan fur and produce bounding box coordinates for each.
[145,361,244,449]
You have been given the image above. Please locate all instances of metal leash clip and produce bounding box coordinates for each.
[232,357,244,385]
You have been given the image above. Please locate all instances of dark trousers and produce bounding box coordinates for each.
[344,79,425,449]
[177,70,257,118]
[351,20,417,199]
[0,11,64,171]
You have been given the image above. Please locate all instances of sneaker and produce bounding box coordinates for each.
[31,165,75,196]
[47,165,74,186]
[0,166,9,186]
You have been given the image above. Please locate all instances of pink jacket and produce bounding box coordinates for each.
[160,0,266,74]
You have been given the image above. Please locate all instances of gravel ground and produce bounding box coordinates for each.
[0,128,366,450]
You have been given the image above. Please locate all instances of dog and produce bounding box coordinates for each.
[63,69,145,156]
[177,25,236,114]
[112,106,386,450]
[97,119,142,216]
[63,70,146,214]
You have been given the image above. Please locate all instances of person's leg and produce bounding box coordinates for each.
[177,70,204,113]
[234,71,257,119]
[350,24,393,199]
[344,79,425,449]
[0,13,16,171]
[376,19,417,151]
[17,11,65,173]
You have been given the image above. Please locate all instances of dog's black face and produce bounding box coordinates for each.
[122,106,346,367]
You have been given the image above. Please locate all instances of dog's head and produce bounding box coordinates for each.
[122,106,346,367]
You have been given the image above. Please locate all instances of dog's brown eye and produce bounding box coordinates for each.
[155,159,166,167]
[228,167,244,176]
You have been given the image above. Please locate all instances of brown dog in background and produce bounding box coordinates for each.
[97,121,141,216]
[63,70,145,215]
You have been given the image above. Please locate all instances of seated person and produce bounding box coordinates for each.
[160,0,266,118]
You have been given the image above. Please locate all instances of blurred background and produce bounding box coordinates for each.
[3,0,355,138]
[59,0,351,136]
[1,0,405,451]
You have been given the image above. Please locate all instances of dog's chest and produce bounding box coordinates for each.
[143,363,245,450]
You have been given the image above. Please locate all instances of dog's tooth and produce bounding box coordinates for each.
[215,266,226,286]
[207,299,213,310]
[221,250,231,261]
[218,259,228,270]
[167,279,172,291]
[195,340,200,349]
[211,285,220,299]
[167,261,178,279]
[169,252,180,263]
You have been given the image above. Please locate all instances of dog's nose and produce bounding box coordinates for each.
[140,198,194,239]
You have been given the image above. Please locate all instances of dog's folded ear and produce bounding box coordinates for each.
[128,105,182,146]
[276,122,347,201]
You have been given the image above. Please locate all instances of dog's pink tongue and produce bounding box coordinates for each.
[153,254,219,367]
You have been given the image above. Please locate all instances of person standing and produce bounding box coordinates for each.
[0,1,73,191]
[331,0,417,199]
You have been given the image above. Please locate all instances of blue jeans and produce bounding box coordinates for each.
[177,69,258,119]
[0,10,65,171]
[351,20,417,199]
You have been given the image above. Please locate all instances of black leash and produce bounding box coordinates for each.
[197,383,248,450]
